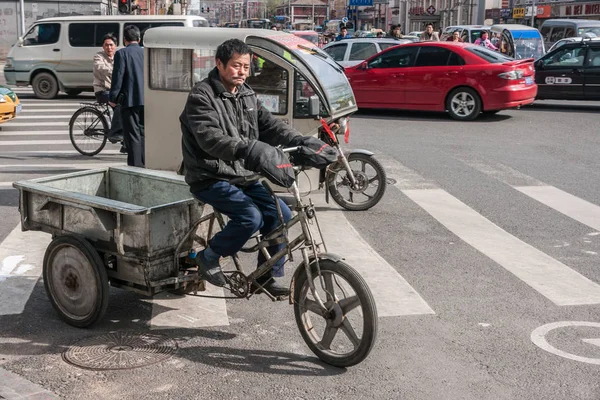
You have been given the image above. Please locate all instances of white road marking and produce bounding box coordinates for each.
[0,163,123,169]
[531,321,600,365]
[0,224,50,316]
[0,140,78,146]
[404,189,600,306]
[149,284,229,329]
[314,197,435,317]
[0,130,68,136]
[515,186,600,232]
[21,109,78,113]
[0,149,122,154]
[1,122,67,127]
[11,115,70,119]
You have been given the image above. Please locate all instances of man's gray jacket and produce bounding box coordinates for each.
[180,68,301,192]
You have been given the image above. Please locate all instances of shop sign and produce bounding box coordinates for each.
[500,8,512,18]
[513,7,525,17]
[536,5,552,18]
[563,3,600,16]
[409,6,425,15]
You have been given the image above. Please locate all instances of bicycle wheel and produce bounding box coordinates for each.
[326,153,387,211]
[293,258,377,367]
[69,107,108,156]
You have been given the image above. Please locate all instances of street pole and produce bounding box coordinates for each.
[19,0,25,38]
[530,0,535,27]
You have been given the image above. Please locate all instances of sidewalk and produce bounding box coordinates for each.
[0,367,59,399]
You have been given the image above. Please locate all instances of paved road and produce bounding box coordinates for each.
[1,88,599,399]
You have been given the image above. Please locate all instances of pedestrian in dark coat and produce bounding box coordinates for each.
[109,25,145,167]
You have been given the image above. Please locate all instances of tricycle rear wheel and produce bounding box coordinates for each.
[43,235,109,328]
[293,258,377,367]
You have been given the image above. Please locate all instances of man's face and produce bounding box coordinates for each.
[341,28,347,36]
[393,27,400,35]
[216,52,251,90]
[426,25,433,33]
[453,32,459,40]
[103,39,116,57]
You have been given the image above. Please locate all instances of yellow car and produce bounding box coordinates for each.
[0,85,21,123]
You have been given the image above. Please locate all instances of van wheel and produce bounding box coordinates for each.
[446,87,481,121]
[32,72,59,99]
[65,89,83,97]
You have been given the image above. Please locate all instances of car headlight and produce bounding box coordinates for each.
[0,96,7,103]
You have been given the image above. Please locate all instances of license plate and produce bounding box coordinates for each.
[525,76,534,85]
[15,104,21,114]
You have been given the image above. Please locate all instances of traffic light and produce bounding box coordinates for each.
[207,7,210,12]
[201,6,205,12]
[119,0,131,14]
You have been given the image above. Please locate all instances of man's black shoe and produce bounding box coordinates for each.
[119,145,127,154]
[195,251,226,287]
[108,135,124,144]
[253,276,290,297]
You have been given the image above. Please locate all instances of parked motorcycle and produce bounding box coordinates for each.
[317,118,387,211]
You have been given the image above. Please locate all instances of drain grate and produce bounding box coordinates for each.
[62,332,178,371]
[386,178,397,185]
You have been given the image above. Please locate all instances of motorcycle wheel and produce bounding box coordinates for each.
[326,153,387,211]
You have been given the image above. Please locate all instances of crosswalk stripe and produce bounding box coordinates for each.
[460,160,600,232]
[21,109,78,113]
[404,188,600,306]
[12,115,71,119]
[3,122,67,127]
[515,186,600,232]
[0,163,124,169]
[0,130,68,136]
[19,103,81,107]
[0,224,50,316]
[0,140,77,145]
[314,197,435,317]
[0,149,122,154]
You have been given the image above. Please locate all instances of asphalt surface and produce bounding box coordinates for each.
[1,87,600,400]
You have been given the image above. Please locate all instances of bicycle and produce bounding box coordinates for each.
[175,147,378,367]
[68,102,121,156]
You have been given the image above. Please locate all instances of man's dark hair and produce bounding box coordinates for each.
[102,33,117,45]
[426,23,434,28]
[215,39,251,65]
[124,25,141,42]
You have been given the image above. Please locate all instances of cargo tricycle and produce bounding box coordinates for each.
[14,28,378,367]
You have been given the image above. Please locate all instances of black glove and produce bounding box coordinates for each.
[288,135,337,169]
[244,140,295,188]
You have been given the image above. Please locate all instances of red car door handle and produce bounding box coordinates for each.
[391,73,404,78]
[446,71,459,76]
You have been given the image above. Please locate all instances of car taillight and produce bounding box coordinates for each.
[498,70,524,80]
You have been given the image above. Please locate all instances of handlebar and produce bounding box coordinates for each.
[228,146,301,185]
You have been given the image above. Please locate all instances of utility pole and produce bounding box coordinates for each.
[530,0,536,27]
[19,0,25,37]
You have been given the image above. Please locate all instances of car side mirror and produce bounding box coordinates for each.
[535,60,544,69]
[17,37,23,47]
[358,61,368,70]
[308,95,320,117]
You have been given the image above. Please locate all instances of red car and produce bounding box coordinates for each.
[344,42,537,121]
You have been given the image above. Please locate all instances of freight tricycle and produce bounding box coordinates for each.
[13,27,380,367]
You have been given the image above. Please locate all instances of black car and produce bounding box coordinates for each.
[534,39,600,100]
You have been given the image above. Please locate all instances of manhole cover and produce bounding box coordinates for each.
[62,332,178,370]
[386,178,397,185]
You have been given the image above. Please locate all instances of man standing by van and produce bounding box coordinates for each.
[420,23,440,41]
[109,25,145,167]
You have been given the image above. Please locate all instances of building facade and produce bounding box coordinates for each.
[275,0,327,28]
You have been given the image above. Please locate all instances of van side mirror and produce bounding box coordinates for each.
[17,37,23,47]
[308,95,320,117]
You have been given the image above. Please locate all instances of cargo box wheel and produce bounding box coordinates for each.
[43,235,109,328]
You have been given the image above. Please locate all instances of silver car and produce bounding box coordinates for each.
[322,38,411,67]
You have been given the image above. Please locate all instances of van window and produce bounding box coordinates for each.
[192,48,216,85]
[149,48,192,91]
[550,28,566,43]
[23,23,60,46]
[193,19,209,27]
[565,27,575,38]
[69,23,120,47]
[125,22,185,45]
[541,26,551,42]
[246,56,288,115]
[349,43,377,61]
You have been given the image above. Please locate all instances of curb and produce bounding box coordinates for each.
[0,367,59,399]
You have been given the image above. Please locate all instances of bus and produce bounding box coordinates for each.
[241,18,272,29]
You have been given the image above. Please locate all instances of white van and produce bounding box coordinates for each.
[4,15,209,99]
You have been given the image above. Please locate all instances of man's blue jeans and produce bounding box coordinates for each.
[192,181,293,277]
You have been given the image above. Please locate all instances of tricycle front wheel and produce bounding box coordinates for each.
[293,258,378,367]
[43,235,109,328]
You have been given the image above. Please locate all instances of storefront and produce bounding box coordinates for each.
[560,2,600,19]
